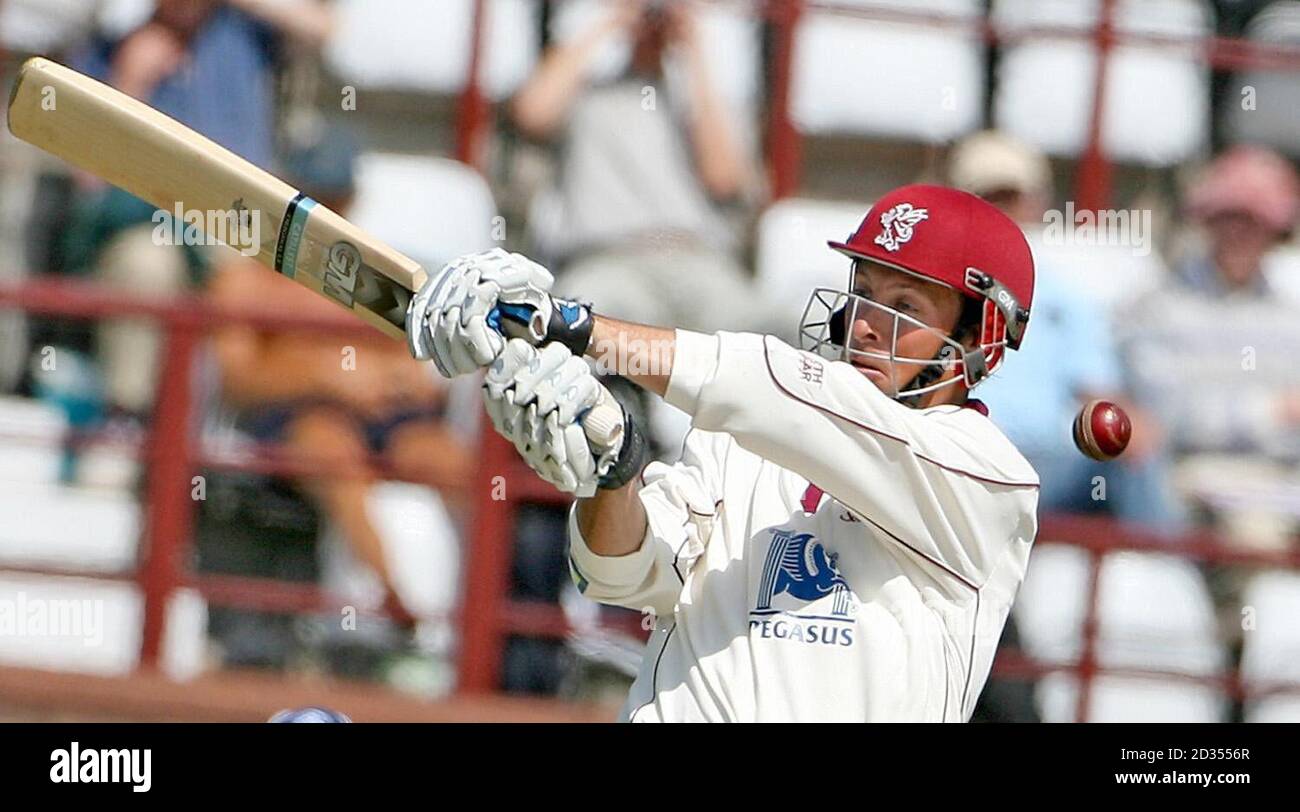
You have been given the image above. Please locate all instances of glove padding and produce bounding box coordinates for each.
[406,248,555,377]
[483,339,621,497]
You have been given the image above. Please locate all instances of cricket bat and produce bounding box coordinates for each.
[6,57,622,450]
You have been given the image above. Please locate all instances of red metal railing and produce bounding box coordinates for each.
[4,277,1300,718]
[0,278,643,685]
[752,0,1300,207]
[1003,515,1300,722]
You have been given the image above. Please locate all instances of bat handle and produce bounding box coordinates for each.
[494,307,624,452]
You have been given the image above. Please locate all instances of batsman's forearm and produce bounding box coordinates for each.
[586,315,676,398]
[575,478,648,558]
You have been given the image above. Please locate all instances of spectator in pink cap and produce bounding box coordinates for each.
[1120,146,1300,486]
[1183,145,1299,292]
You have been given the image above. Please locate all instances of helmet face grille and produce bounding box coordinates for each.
[799,287,1010,401]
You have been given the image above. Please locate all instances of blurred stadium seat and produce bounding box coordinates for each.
[1264,243,1300,305]
[791,0,984,142]
[1221,1,1300,158]
[0,396,67,484]
[0,482,138,573]
[348,153,500,270]
[754,197,869,331]
[324,0,541,100]
[0,574,205,680]
[1240,570,1300,721]
[993,0,1211,166]
[1015,544,1227,721]
[0,0,96,52]
[1025,231,1169,314]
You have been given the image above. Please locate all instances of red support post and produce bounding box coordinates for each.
[137,322,200,669]
[456,0,491,169]
[456,424,519,693]
[1075,0,1116,214]
[1074,547,1106,723]
[767,0,804,199]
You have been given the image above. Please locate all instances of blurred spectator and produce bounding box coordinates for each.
[59,0,334,418]
[208,127,472,622]
[511,0,766,334]
[950,131,1185,532]
[1122,146,1300,465]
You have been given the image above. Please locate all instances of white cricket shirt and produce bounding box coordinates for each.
[567,331,1040,721]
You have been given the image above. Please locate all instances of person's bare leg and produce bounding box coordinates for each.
[285,408,406,612]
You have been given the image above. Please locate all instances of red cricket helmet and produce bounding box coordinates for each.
[821,184,1035,389]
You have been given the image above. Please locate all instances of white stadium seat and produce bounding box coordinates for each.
[0,0,97,52]
[0,396,67,485]
[1221,2,1300,157]
[348,154,500,271]
[792,0,985,142]
[0,574,206,680]
[1015,543,1227,721]
[993,0,1212,166]
[754,198,869,333]
[1240,571,1300,721]
[1025,230,1169,315]
[325,0,541,100]
[1264,245,1300,306]
[1245,696,1300,723]
[0,483,139,573]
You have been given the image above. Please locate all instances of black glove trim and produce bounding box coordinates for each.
[597,407,649,491]
[548,298,595,357]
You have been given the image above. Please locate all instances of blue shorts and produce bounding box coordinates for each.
[241,399,446,457]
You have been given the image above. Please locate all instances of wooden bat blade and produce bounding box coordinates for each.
[6,57,424,340]
[5,57,626,453]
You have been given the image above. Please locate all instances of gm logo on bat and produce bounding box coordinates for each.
[322,240,362,308]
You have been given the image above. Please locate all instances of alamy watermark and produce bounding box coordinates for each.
[151,201,261,257]
[588,335,674,377]
[1043,201,1152,256]
[0,592,104,646]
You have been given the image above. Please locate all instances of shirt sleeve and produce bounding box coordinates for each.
[665,330,1038,586]
[567,429,729,618]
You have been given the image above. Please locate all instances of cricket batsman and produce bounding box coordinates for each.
[407,184,1039,721]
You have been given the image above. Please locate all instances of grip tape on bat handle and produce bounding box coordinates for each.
[497,314,624,452]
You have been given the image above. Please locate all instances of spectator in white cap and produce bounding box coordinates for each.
[950,131,1184,533]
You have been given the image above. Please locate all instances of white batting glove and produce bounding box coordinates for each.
[483,339,618,497]
[406,248,555,377]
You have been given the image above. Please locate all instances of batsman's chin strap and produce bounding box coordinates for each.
[897,343,960,405]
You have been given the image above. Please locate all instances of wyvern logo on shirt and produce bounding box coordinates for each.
[750,530,857,647]
[50,742,151,793]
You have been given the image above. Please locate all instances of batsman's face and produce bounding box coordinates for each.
[845,261,963,396]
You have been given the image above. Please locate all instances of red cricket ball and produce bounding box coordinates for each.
[1073,400,1132,461]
